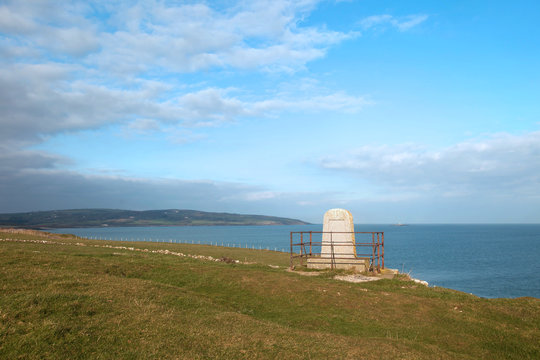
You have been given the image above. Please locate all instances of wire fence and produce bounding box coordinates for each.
[1,228,289,253]
[78,235,288,252]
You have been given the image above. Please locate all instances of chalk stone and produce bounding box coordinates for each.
[321,208,356,259]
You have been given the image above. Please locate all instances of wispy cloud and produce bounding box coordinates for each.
[359,14,429,32]
[252,92,371,114]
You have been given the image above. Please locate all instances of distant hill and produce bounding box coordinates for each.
[0,209,310,229]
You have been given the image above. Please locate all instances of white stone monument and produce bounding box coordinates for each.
[321,208,356,259]
[307,208,368,272]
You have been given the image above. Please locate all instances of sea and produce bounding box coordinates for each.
[50,224,540,299]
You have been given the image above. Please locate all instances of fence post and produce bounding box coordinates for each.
[382,232,385,269]
[309,231,312,256]
[372,232,375,273]
[300,232,304,266]
[289,232,293,269]
[376,233,380,272]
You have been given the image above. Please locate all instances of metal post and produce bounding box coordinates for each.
[309,231,312,256]
[372,232,375,273]
[289,232,293,269]
[376,233,381,272]
[300,232,304,266]
[382,232,385,269]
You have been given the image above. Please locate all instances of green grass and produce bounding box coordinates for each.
[1,230,539,359]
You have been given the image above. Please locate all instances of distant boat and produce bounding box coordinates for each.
[393,223,408,226]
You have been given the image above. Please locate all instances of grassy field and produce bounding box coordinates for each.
[1,230,539,359]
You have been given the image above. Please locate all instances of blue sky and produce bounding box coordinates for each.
[1,0,539,223]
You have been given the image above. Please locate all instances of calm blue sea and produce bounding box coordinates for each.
[50,224,540,299]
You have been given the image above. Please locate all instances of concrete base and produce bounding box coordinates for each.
[307,257,370,272]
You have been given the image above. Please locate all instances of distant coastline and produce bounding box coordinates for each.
[0,209,310,229]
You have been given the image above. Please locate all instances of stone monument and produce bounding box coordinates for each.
[321,208,356,259]
[307,208,369,272]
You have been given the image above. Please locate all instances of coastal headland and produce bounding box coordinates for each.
[0,209,310,229]
[1,229,538,359]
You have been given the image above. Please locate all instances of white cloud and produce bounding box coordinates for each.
[0,5,36,34]
[177,89,249,125]
[252,92,370,114]
[360,14,428,32]
[127,119,161,132]
[89,0,354,73]
[0,0,364,145]
[320,131,540,197]
[0,64,167,142]
[0,1,99,58]
[395,15,429,31]
[1,0,354,73]
[43,27,100,57]
[0,61,367,146]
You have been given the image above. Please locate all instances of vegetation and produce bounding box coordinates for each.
[1,229,539,359]
[0,209,309,229]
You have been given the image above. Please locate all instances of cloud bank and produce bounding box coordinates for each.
[321,131,540,199]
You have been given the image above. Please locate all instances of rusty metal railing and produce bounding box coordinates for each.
[290,231,384,272]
